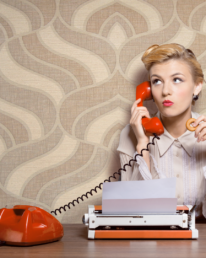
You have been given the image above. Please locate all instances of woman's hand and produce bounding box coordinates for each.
[193,115,206,142]
[130,98,151,144]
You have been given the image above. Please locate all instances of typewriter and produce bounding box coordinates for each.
[83,204,198,239]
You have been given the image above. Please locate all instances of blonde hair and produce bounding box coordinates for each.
[141,43,204,85]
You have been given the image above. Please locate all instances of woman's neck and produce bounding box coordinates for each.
[160,107,192,139]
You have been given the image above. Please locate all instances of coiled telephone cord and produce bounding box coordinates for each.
[51,133,160,215]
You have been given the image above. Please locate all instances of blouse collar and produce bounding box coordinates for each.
[153,110,200,157]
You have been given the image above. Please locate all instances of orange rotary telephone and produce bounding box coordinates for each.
[0,205,63,246]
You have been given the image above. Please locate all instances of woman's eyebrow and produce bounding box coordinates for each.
[171,72,185,77]
[151,73,185,78]
[151,74,161,78]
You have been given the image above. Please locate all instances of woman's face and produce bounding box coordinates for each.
[149,59,202,118]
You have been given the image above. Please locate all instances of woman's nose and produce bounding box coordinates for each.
[162,82,172,95]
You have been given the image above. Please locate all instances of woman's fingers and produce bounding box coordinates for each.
[130,110,151,141]
[131,105,150,120]
[130,110,150,124]
[197,125,206,142]
[130,99,151,142]
[131,98,141,113]
[131,105,150,118]
[131,112,150,125]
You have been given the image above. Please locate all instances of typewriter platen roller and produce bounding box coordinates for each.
[83,205,198,239]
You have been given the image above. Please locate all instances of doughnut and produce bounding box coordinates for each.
[186,118,198,131]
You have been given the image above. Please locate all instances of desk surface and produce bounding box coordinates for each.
[1,223,206,258]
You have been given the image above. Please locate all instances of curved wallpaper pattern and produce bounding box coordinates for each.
[0,0,206,223]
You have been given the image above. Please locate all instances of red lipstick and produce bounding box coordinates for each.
[163,100,174,106]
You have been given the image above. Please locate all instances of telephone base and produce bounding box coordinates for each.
[0,205,64,246]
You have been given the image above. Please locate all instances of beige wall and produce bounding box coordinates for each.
[0,0,206,223]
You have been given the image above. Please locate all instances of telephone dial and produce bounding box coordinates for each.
[0,81,198,246]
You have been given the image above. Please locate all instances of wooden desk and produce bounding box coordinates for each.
[1,223,206,258]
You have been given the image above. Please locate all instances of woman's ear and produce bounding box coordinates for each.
[194,81,203,95]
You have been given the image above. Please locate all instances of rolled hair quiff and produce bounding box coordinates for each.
[141,43,204,85]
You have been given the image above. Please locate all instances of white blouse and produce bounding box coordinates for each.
[117,110,206,218]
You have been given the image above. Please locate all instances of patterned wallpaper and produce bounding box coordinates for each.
[0,0,206,223]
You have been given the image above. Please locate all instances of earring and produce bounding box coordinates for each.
[153,98,155,102]
[193,94,199,101]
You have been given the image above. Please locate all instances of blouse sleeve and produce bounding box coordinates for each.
[119,151,166,181]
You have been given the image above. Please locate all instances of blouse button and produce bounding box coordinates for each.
[174,140,181,147]
[176,174,179,178]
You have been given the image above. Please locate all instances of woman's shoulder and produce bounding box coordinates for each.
[117,124,137,157]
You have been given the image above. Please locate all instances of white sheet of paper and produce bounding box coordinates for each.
[102,178,177,215]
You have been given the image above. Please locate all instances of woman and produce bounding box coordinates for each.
[117,43,206,218]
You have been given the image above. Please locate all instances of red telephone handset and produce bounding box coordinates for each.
[136,81,164,136]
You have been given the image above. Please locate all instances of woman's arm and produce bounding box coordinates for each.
[130,98,151,173]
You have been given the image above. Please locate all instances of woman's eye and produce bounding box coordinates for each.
[174,78,182,83]
[152,79,161,85]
